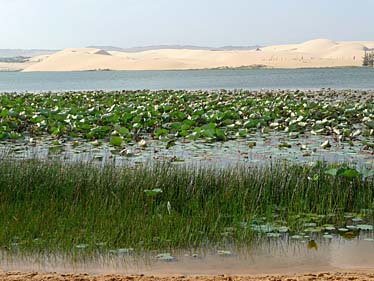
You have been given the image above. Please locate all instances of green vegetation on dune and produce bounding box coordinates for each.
[0,56,30,63]
[0,159,372,252]
[363,51,374,67]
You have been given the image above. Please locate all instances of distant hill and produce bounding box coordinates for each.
[23,39,374,72]
[87,45,262,52]
[0,46,263,58]
[0,49,57,58]
[85,46,126,52]
[212,45,263,51]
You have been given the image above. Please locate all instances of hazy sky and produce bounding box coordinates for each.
[1,0,373,49]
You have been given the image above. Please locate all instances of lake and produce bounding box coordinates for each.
[1,68,374,92]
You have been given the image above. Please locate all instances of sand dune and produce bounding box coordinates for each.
[20,39,374,72]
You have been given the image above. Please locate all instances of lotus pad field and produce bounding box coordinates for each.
[0,89,373,164]
[1,89,373,142]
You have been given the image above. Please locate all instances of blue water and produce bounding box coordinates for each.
[0,68,374,92]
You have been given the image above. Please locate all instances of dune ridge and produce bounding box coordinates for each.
[19,39,374,72]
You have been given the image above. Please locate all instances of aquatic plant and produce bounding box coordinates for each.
[0,90,372,150]
[0,158,372,252]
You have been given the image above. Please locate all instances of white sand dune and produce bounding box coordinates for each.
[20,39,374,72]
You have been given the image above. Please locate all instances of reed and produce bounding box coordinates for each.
[0,158,372,252]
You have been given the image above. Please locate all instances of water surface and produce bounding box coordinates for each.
[2,237,374,275]
[1,68,374,92]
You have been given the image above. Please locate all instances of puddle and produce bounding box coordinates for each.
[1,236,374,275]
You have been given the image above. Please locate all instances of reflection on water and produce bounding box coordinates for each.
[1,132,373,167]
[1,235,374,275]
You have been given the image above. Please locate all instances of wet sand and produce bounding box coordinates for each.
[1,238,374,279]
[1,272,374,281]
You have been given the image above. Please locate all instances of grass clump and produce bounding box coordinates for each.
[0,159,372,252]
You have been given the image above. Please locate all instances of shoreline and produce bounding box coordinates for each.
[0,65,368,73]
[1,272,374,281]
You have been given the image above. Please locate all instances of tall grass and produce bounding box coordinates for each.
[0,159,372,251]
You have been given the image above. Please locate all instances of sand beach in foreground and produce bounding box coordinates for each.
[1,272,374,281]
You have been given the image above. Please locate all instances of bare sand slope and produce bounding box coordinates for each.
[1,272,374,281]
[20,39,374,72]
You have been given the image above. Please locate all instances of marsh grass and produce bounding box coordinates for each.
[0,159,373,252]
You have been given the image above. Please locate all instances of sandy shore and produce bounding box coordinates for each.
[1,272,374,281]
[11,38,374,72]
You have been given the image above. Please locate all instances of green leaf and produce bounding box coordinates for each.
[144,188,163,197]
[325,168,338,176]
[278,142,291,148]
[338,168,361,180]
[117,127,130,136]
[203,128,215,138]
[215,128,226,141]
[248,141,256,148]
[361,168,374,179]
[110,136,123,147]
[155,128,169,138]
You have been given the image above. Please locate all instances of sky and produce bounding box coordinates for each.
[1,0,373,49]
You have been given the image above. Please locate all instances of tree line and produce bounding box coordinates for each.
[363,50,374,67]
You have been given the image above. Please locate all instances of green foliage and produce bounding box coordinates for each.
[110,136,123,146]
[325,166,362,180]
[0,159,372,252]
[363,51,374,67]
[0,56,30,63]
[144,188,163,197]
[0,90,372,149]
